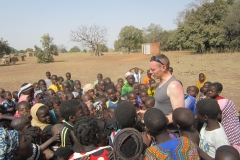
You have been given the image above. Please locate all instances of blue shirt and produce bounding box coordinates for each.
[2,100,16,111]
[184,94,196,115]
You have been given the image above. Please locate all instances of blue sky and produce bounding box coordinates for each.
[0,0,194,50]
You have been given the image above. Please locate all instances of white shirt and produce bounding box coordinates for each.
[199,123,230,158]
[134,73,141,83]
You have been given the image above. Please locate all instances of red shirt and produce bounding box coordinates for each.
[215,96,225,101]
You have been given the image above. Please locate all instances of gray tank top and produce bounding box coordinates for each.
[154,76,177,116]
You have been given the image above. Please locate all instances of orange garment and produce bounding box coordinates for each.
[142,76,151,84]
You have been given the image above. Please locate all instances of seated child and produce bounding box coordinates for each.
[66,72,74,91]
[187,86,199,98]
[196,98,229,158]
[143,97,155,110]
[199,82,212,100]
[53,147,74,160]
[127,91,140,110]
[48,75,63,93]
[215,145,240,160]
[59,99,86,148]
[69,116,112,160]
[144,108,199,159]
[208,82,224,101]
[106,84,118,108]
[2,91,16,114]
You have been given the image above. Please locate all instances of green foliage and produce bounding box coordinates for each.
[18,50,25,53]
[83,49,87,53]
[69,46,81,53]
[10,47,18,53]
[25,48,33,52]
[114,25,144,53]
[143,23,163,43]
[34,33,58,63]
[98,44,108,52]
[0,38,11,55]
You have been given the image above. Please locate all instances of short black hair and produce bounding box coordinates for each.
[46,71,50,74]
[59,99,80,121]
[127,91,136,99]
[139,90,148,95]
[173,108,195,129]
[53,147,73,160]
[58,76,64,81]
[144,108,168,135]
[66,72,71,75]
[23,126,42,145]
[41,99,53,110]
[74,116,99,145]
[187,86,199,94]
[37,105,48,115]
[17,101,31,110]
[145,96,155,103]
[38,79,45,85]
[105,84,116,92]
[204,81,212,86]
[211,82,223,92]
[51,75,57,79]
[114,101,136,128]
[33,82,38,86]
[215,145,239,160]
[196,98,221,119]
[0,113,12,129]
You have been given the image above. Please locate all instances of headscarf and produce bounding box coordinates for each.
[125,71,134,78]
[33,90,43,104]
[196,73,206,98]
[72,92,79,98]
[18,83,33,98]
[0,127,19,159]
[31,103,50,130]
[83,84,94,94]
[27,144,41,160]
[93,101,102,111]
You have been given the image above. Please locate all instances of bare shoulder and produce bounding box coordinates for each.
[168,80,182,91]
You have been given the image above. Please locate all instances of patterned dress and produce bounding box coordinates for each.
[144,137,199,160]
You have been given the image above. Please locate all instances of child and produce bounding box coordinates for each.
[132,82,140,95]
[45,71,52,88]
[121,72,135,95]
[117,78,124,86]
[11,116,31,132]
[144,108,199,159]
[142,69,152,85]
[53,147,74,160]
[139,90,148,108]
[15,101,31,118]
[187,86,199,98]
[215,145,240,160]
[45,89,56,99]
[2,91,16,114]
[94,73,103,86]
[48,75,63,93]
[148,78,156,97]
[129,67,144,83]
[83,84,95,102]
[116,91,121,101]
[74,80,83,94]
[127,91,140,110]
[38,79,47,92]
[0,88,5,104]
[66,72,74,91]
[196,73,207,98]
[33,90,44,104]
[104,77,114,86]
[199,82,212,100]
[59,99,86,148]
[106,85,118,108]
[33,82,40,92]
[173,108,199,144]
[184,93,196,115]
[208,82,224,100]
[196,98,229,158]
[69,116,112,160]
[81,93,92,106]
[115,84,122,94]
[62,81,71,92]
[51,124,63,151]
[12,91,19,106]
[58,76,64,85]
[96,79,106,97]
[143,96,155,110]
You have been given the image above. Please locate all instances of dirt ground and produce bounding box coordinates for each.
[1,51,240,109]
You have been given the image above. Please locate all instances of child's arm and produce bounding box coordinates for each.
[129,68,135,72]
[197,146,214,160]
[0,115,15,120]
[40,133,60,151]
[138,68,144,74]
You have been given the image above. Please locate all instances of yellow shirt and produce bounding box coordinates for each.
[48,84,63,93]
[148,88,156,97]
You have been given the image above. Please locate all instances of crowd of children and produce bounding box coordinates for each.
[0,65,239,160]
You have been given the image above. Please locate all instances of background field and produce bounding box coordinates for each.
[1,51,240,109]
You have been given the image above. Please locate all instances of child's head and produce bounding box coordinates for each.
[74,116,99,146]
[173,108,195,130]
[4,91,12,101]
[196,98,221,123]
[62,81,71,92]
[11,116,31,132]
[169,67,173,74]
[51,124,63,136]
[38,79,47,92]
[139,90,148,103]
[187,86,199,98]
[45,89,56,99]
[134,67,139,73]
[114,101,136,128]
[116,91,121,100]
[59,99,84,123]
[198,73,206,82]
[74,80,81,89]
[208,82,223,99]
[117,78,124,86]
[0,88,5,98]
[65,72,71,80]
[53,147,74,160]
[33,82,40,92]
[97,73,103,80]
[83,84,95,98]
[215,145,239,160]
[202,81,212,94]
[12,91,19,101]
[115,84,122,93]
[138,84,148,91]
[104,77,112,86]
[80,101,90,116]
[106,84,117,102]
[125,72,135,86]
[51,75,58,85]
[36,93,44,102]
[36,105,51,124]
[107,107,115,117]
[149,78,156,84]
[17,101,31,117]
[58,76,64,84]
[23,126,43,145]
[144,108,168,136]
[127,91,138,106]
[0,114,12,129]
[81,93,92,106]
[46,71,51,79]
[88,104,96,116]
[50,96,61,110]
[98,79,106,92]
[147,69,152,78]
[133,82,140,94]
[144,97,155,110]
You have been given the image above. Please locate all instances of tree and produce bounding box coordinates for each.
[83,49,87,53]
[98,44,108,52]
[114,26,144,53]
[34,33,58,63]
[18,50,25,53]
[143,23,163,43]
[10,47,18,54]
[70,24,107,57]
[69,46,81,53]
[58,45,68,53]
[0,38,11,56]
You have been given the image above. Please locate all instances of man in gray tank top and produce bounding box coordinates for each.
[138,54,184,124]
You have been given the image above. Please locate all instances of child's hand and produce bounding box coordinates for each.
[141,132,152,147]
[7,108,14,111]
[52,133,60,142]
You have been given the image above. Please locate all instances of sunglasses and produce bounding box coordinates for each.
[150,56,164,65]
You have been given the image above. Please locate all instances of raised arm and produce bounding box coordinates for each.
[138,68,144,74]
[166,81,185,123]
[129,68,135,72]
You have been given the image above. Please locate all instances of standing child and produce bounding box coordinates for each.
[66,72,74,91]
[94,73,103,86]
[106,85,118,108]
[45,71,52,88]
[121,72,135,95]
[197,98,229,158]
[2,91,16,114]
[142,70,152,85]
[96,79,106,97]
[48,75,63,93]
[196,73,207,98]
[129,67,144,83]
[38,80,47,92]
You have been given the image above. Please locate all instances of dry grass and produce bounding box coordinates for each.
[1,51,240,109]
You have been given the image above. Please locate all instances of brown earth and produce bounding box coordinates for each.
[1,51,240,109]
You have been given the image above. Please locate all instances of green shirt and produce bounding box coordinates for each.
[121,82,133,95]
